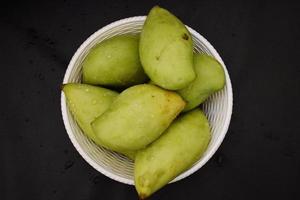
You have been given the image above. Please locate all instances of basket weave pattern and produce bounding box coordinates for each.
[61,16,233,185]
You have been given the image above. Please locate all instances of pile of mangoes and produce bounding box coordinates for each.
[62,6,225,199]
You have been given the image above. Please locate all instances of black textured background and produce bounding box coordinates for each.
[1,0,299,200]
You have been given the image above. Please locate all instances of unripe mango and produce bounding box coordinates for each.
[178,53,225,111]
[134,109,211,199]
[62,83,135,159]
[82,35,148,87]
[91,84,185,151]
[140,6,195,90]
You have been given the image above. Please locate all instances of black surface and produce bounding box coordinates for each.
[1,1,299,200]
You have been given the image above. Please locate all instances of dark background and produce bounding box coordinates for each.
[1,0,299,199]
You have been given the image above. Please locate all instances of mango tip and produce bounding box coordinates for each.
[61,84,66,91]
[138,193,148,200]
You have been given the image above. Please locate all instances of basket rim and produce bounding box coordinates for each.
[61,16,233,185]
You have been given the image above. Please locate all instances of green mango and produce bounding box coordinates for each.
[92,84,185,152]
[62,83,135,159]
[139,6,195,90]
[82,35,148,87]
[178,53,225,111]
[134,109,211,199]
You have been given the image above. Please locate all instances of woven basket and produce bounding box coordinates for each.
[61,16,233,185]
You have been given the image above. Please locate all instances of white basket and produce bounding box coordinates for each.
[61,16,233,185]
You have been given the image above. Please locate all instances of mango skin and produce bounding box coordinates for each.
[82,35,148,87]
[91,84,185,151]
[134,109,211,199]
[62,83,135,160]
[139,6,195,90]
[178,53,225,111]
